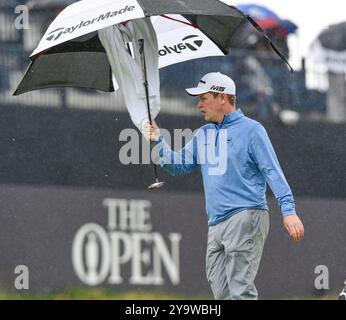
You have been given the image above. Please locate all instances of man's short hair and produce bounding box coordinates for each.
[211,92,236,105]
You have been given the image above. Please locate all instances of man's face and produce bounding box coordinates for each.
[197,92,222,123]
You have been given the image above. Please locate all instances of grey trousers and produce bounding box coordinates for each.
[206,209,269,300]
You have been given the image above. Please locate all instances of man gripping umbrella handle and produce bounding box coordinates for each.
[142,119,161,142]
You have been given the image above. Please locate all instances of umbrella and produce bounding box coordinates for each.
[14,0,291,96]
[311,21,346,74]
[236,3,297,35]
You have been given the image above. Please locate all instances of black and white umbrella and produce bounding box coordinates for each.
[14,0,290,95]
[311,21,346,74]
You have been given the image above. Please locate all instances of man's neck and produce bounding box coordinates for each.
[218,106,236,122]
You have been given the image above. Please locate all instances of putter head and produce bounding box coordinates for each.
[147,181,165,190]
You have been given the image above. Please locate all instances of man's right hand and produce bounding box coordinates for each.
[142,120,160,142]
[283,214,305,241]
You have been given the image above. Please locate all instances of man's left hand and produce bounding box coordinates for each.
[283,214,305,241]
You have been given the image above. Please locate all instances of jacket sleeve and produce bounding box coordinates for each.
[249,124,296,216]
[153,135,199,176]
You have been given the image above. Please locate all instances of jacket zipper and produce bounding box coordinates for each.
[215,115,226,147]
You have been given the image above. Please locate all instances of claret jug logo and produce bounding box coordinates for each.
[72,198,182,286]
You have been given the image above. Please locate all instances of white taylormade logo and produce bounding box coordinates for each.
[46,5,136,41]
[72,198,182,286]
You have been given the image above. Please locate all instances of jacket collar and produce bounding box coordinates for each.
[219,108,244,125]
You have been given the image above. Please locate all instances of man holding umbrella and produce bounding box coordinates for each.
[143,72,305,300]
[14,0,294,190]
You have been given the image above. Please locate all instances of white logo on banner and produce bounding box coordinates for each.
[72,198,182,286]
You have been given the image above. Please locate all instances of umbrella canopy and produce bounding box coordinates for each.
[237,3,297,35]
[14,0,290,96]
[311,21,346,74]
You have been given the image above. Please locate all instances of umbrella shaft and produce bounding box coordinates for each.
[154,162,158,179]
[138,39,153,125]
[139,38,159,181]
[143,80,153,124]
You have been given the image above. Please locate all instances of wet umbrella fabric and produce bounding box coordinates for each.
[98,18,161,129]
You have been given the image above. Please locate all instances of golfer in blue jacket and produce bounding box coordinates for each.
[143,72,305,300]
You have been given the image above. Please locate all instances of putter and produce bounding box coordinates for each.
[138,39,165,190]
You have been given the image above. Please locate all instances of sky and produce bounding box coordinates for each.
[232,0,346,68]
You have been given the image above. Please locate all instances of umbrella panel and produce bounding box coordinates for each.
[137,0,242,17]
[14,35,114,95]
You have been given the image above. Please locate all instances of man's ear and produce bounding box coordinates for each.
[220,93,227,104]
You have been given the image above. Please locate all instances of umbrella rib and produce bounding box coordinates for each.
[246,15,293,72]
[160,14,197,28]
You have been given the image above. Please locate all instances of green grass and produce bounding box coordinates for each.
[0,288,212,300]
[289,294,339,300]
[0,288,339,300]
